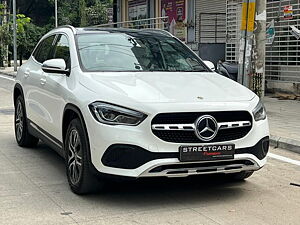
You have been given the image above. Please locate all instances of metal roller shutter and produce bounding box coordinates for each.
[195,0,226,43]
[266,0,300,83]
[226,0,242,63]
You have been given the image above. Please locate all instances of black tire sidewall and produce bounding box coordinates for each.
[64,118,93,193]
[15,96,27,145]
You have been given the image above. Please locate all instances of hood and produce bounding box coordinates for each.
[79,72,255,103]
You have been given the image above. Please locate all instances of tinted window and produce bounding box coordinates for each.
[77,33,208,72]
[33,35,56,63]
[53,35,71,68]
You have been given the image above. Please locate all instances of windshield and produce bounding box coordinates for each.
[77,33,209,72]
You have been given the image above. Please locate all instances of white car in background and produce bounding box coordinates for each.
[13,26,270,194]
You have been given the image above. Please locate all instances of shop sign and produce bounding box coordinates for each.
[161,0,186,41]
[128,0,147,21]
[283,5,293,20]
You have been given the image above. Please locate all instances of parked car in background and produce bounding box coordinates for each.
[13,26,269,194]
[216,60,238,81]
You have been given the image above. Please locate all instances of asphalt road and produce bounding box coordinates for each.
[0,75,300,225]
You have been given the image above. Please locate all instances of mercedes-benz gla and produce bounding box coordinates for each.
[14,26,269,194]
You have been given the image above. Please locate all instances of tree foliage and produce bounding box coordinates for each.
[86,0,112,25]
[0,13,47,66]
[45,0,113,27]
[0,13,32,66]
[0,0,113,66]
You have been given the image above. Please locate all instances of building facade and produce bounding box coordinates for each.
[113,0,226,64]
[224,0,300,93]
[114,0,195,42]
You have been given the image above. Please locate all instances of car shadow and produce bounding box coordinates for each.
[32,141,250,206]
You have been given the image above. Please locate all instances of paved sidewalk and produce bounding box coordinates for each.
[0,67,17,77]
[264,96,300,153]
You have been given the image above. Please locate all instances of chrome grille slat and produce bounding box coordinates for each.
[152,124,195,131]
[152,121,251,131]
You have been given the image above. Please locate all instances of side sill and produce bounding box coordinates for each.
[27,119,64,158]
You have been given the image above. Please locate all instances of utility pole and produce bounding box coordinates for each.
[238,0,256,88]
[55,0,58,27]
[2,0,8,67]
[252,0,266,97]
[238,0,267,98]
[13,0,17,71]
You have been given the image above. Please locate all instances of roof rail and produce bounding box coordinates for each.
[53,25,77,34]
[141,28,173,37]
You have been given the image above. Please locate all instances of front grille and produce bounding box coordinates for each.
[151,111,252,143]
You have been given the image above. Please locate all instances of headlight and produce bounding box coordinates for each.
[89,102,147,126]
[252,100,266,121]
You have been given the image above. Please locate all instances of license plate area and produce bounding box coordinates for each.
[179,144,235,162]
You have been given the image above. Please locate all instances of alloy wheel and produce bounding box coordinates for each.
[68,129,83,185]
[15,101,24,142]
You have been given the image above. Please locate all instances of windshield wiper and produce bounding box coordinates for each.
[147,68,168,71]
[128,37,138,46]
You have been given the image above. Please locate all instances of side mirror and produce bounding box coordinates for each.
[42,59,70,75]
[203,60,215,71]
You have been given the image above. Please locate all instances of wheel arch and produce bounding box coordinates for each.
[62,104,88,143]
[62,103,98,174]
[13,83,24,106]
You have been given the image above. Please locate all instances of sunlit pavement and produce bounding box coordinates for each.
[0,76,300,225]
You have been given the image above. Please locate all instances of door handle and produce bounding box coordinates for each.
[40,78,46,85]
[24,70,30,78]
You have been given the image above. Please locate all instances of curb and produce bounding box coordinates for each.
[270,135,300,154]
[0,71,17,78]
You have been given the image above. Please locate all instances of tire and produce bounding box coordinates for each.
[226,171,254,181]
[14,95,39,147]
[64,118,104,194]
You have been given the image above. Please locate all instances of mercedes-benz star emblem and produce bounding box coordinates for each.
[195,115,219,141]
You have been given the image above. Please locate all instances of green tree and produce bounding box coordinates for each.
[0,13,33,67]
[0,3,11,67]
[15,14,31,65]
[0,0,114,67]
[48,0,113,27]
[79,0,87,26]
[86,0,113,25]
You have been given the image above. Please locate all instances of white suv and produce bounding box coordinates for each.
[14,26,269,194]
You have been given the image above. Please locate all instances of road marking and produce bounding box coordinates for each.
[0,74,15,81]
[268,152,300,166]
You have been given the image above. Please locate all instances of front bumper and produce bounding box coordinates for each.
[100,137,269,178]
[101,137,269,170]
[84,105,269,178]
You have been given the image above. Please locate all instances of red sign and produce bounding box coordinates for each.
[161,0,186,41]
[283,5,293,20]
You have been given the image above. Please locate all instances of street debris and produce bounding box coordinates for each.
[290,183,300,187]
[273,93,300,101]
[60,212,73,216]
